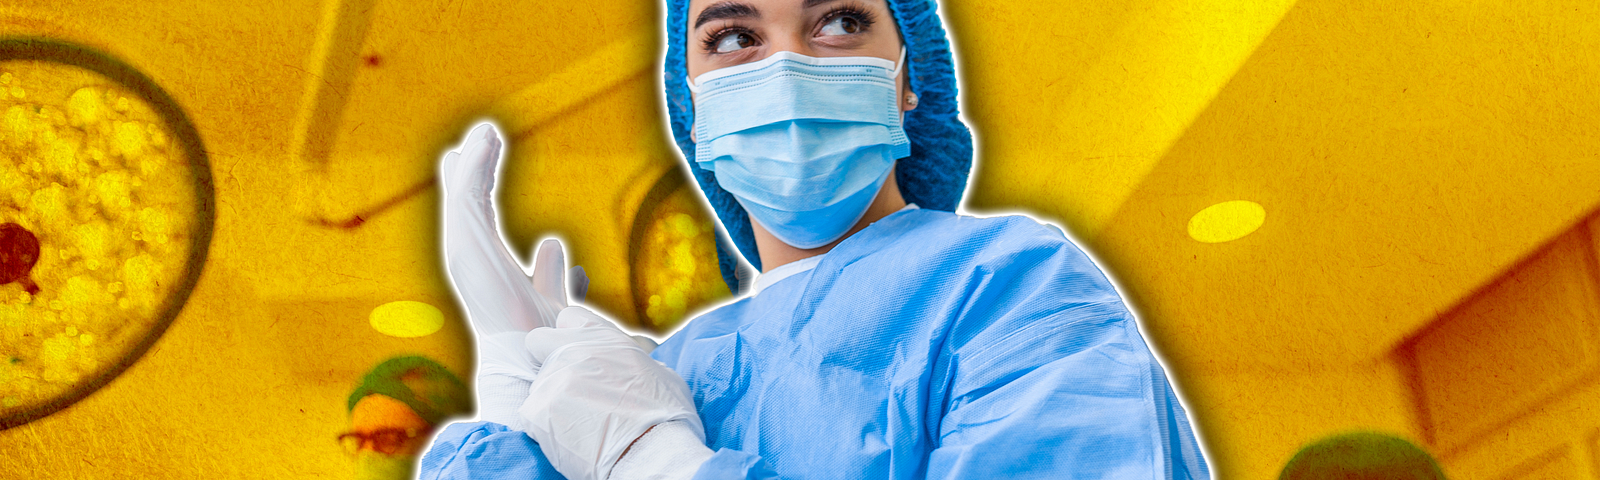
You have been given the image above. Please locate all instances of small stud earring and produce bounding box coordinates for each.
[905,92,919,108]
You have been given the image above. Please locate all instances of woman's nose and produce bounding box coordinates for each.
[762,35,819,59]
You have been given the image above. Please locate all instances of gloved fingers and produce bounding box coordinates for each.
[461,123,501,168]
[525,308,634,364]
[567,265,589,303]
[518,347,707,480]
[438,150,460,177]
[531,239,569,309]
[440,123,503,199]
[450,124,502,191]
[555,305,614,330]
[476,331,540,382]
[438,150,465,193]
[631,335,659,354]
[524,323,634,366]
[475,125,503,186]
[524,327,584,367]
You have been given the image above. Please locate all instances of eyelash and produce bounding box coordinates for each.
[700,26,755,53]
[699,4,878,53]
[820,4,877,32]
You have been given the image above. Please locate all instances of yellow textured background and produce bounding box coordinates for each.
[2,0,1599,478]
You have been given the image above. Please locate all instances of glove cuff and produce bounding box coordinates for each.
[606,420,715,480]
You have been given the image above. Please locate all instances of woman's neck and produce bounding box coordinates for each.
[751,167,908,273]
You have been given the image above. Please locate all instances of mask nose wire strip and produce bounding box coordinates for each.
[687,47,909,95]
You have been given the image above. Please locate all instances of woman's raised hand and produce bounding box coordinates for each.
[439,123,580,335]
[441,123,594,426]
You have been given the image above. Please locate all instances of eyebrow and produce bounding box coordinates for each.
[693,0,856,30]
[802,0,844,9]
[694,1,759,30]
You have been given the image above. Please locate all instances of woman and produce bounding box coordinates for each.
[425,0,1210,478]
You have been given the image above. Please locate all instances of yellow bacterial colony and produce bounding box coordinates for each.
[0,62,197,416]
[635,184,729,331]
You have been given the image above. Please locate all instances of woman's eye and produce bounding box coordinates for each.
[819,16,862,36]
[715,32,756,53]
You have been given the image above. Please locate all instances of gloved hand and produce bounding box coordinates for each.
[520,306,705,480]
[439,123,589,426]
[440,123,581,334]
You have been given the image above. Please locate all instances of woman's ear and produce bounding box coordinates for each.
[899,76,918,112]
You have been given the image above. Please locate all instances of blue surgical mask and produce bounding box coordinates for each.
[690,49,911,249]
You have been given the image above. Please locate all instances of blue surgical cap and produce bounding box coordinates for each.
[662,0,974,292]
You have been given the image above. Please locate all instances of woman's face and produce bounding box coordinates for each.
[685,0,913,111]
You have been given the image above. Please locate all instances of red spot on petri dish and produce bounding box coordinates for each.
[0,223,41,294]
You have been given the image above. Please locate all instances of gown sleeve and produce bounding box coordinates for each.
[687,449,781,480]
[417,421,565,480]
[924,227,1210,479]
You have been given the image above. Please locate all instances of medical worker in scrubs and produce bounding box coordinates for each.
[426,0,1211,478]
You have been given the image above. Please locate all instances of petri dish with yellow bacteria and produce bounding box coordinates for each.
[0,39,213,429]
[628,170,732,332]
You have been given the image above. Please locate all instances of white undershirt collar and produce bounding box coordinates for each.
[748,203,920,297]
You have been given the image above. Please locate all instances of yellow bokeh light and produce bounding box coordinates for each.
[368,300,444,338]
[1187,200,1266,243]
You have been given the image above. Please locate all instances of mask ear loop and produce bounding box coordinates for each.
[893,47,916,110]
[891,46,907,78]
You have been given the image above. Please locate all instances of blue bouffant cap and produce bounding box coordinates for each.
[662,0,973,292]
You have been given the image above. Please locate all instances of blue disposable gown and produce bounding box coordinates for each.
[420,209,1210,479]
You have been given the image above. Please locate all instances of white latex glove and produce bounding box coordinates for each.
[439,123,590,426]
[440,123,580,334]
[520,306,705,480]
